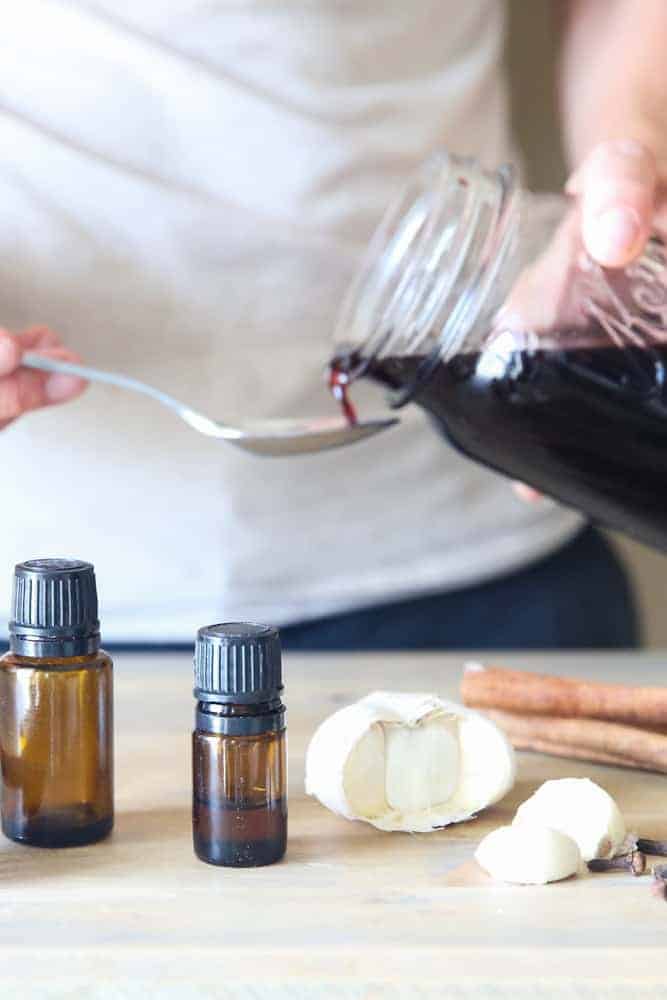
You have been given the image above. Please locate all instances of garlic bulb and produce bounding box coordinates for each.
[475,823,581,884]
[513,778,625,861]
[305,691,516,832]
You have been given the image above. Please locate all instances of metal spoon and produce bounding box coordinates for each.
[22,352,398,457]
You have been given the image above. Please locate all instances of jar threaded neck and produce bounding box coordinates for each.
[333,152,520,404]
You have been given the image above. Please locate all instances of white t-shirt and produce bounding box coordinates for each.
[0,1,581,640]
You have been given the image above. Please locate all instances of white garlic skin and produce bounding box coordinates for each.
[475,824,581,885]
[513,778,625,861]
[304,691,516,832]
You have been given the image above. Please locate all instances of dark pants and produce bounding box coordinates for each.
[101,528,639,655]
[279,527,640,651]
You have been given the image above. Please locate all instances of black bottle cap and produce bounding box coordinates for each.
[9,558,100,657]
[194,622,282,704]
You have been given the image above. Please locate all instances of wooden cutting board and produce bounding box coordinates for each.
[1,650,666,999]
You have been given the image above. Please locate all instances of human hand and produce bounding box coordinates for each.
[567,138,663,268]
[514,138,664,503]
[0,326,87,431]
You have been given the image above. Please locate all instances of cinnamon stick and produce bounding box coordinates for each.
[509,739,646,770]
[485,708,667,774]
[462,663,667,729]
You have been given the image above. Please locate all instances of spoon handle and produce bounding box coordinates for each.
[22,351,227,437]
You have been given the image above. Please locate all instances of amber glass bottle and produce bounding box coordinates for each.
[0,559,113,847]
[192,623,287,867]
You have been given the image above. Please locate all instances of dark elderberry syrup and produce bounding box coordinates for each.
[329,340,667,551]
[328,363,358,426]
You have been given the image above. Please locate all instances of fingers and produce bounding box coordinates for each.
[0,329,23,377]
[18,325,61,351]
[513,482,543,504]
[0,364,86,425]
[567,140,657,268]
[0,327,87,429]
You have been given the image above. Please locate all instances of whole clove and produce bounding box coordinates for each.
[587,850,646,876]
[651,864,667,900]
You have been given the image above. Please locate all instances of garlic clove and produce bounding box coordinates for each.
[305,691,515,832]
[475,824,581,884]
[384,717,460,813]
[513,778,625,861]
[344,722,387,819]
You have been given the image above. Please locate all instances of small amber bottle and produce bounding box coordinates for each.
[0,559,113,847]
[192,623,287,867]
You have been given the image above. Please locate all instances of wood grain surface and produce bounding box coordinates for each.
[1,651,667,999]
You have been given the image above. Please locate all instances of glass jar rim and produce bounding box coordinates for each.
[333,151,520,404]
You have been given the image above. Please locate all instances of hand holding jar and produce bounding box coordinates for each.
[512,138,666,503]
[331,148,667,551]
[570,140,664,270]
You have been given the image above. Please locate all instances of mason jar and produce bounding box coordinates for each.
[332,151,667,551]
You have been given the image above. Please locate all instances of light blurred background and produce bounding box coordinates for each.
[507,1,667,646]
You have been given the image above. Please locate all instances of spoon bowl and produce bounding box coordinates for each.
[223,415,398,456]
[23,352,398,457]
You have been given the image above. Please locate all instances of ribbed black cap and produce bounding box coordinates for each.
[9,559,100,657]
[194,623,282,703]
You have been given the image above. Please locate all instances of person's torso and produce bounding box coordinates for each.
[0,1,580,638]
